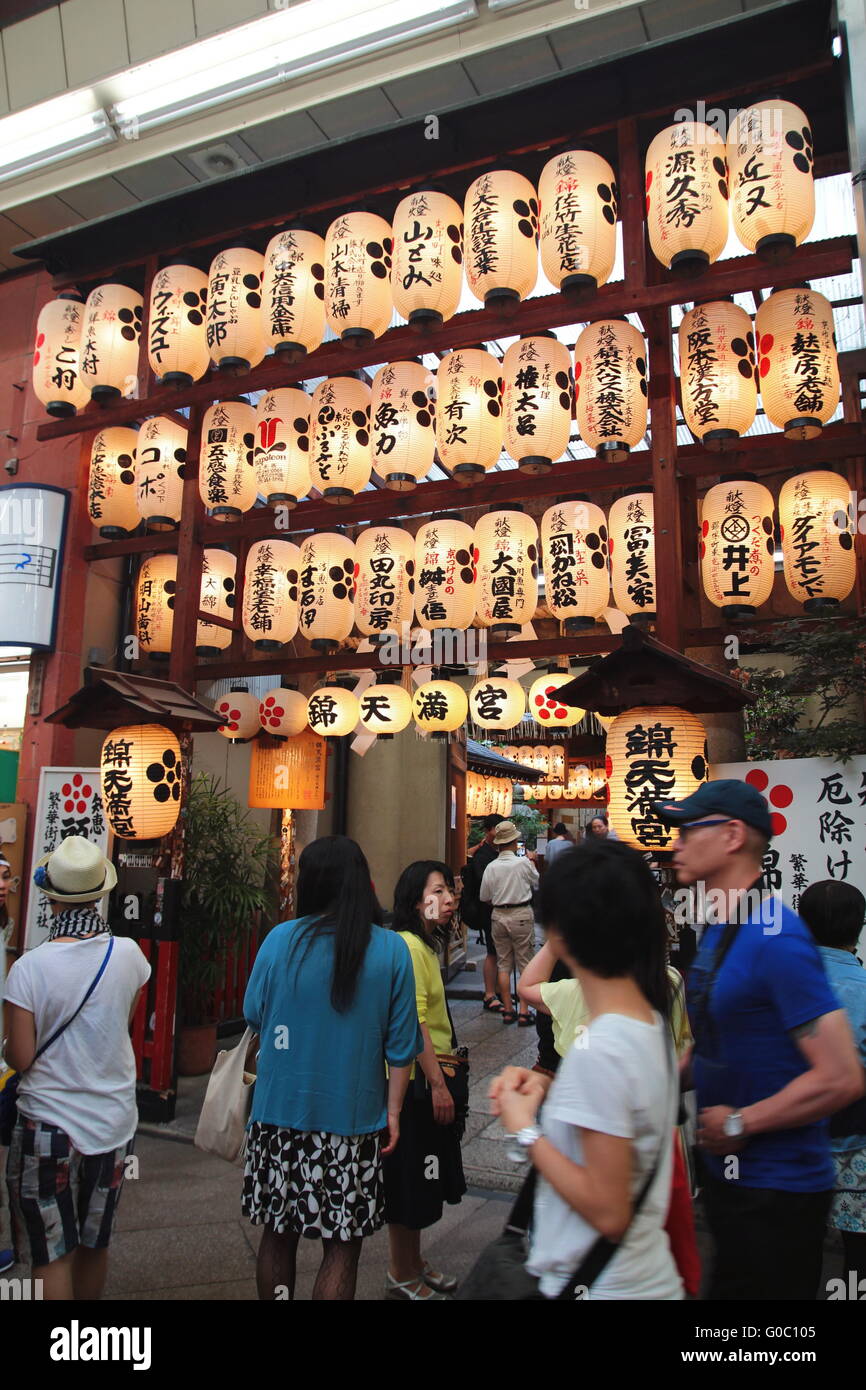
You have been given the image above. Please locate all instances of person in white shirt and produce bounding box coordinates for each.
[490,837,682,1300]
[479,821,539,1027]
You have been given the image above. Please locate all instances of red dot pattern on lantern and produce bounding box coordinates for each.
[528,673,584,727]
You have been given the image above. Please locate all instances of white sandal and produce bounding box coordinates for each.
[386,1272,450,1300]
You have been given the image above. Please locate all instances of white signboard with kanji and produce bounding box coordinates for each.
[24,767,111,950]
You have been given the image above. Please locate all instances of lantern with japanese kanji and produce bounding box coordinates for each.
[532,745,551,776]
[779,470,856,611]
[466,771,482,815]
[358,682,413,738]
[309,376,372,503]
[259,686,308,737]
[538,149,618,294]
[436,348,504,481]
[412,679,467,737]
[80,283,143,402]
[570,765,591,800]
[147,264,209,387]
[262,227,325,359]
[254,388,311,507]
[197,548,237,656]
[135,415,187,531]
[354,525,415,640]
[475,509,539,639]
[502,334,573,475]
[608,491,656,617]
[645,122,729,272]
[549,746,566,782]
[756,287,839,439]
[32,295,89,416]
[136,554,176,659]
[463,170,538,306]
[307,685,359,738]
[727,100,815,258]
[678,301,758,447]
[200,399,257,519]
[469,678,526,731]
[606,706,708,851]
[371,361,436,491]
[324,211,393,343]
[242,540,300,650]
[391,189,464,327]
[574,320,647,460]
[529,673,585,729]
[592,767,608,798]
[547,783,563,802]
[215,686,261,742]
[700,478,775,616]
[206,248,265,372]
[298,531,357,652]
[541,498,610,631]
[100,724,182,840]
[414,515,477,632]
[88,427,139,537]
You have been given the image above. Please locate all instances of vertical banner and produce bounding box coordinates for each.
[25,768,111,950]
[0,484,69,651]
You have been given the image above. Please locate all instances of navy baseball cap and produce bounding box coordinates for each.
[652,779,773,838]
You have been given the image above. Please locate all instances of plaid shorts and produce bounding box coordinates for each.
[5,1117,133,1267]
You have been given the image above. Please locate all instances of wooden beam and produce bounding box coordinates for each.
[168,407,204,690]
[645,304,683,649]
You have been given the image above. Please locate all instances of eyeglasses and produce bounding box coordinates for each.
[677,818,734,841]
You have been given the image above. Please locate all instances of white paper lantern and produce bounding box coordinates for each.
[727,100,815,257]
[101,724,182,839]
[215,687,260,741]
[469,678,526,730]
[147,264,209,386]
[135,415,187,531]
[541,499,610,629]
[88,427,139,537]
[436,347,504,481]
[475,509,539,638]
[609,491,656,617]
[354,525,415,639]
[678,301,758,447]
[371,361,436,491]
[779,470,856,610]
[309,376,372,503]
[243,539,300,649]
[32,296,89,416]
[645,122,729,272]
[538,149,618,293]
[414,515,477,631]
[80,283,143,402]
[254,387,311,507]
[136,555,176,659]
[391,189,464,327]
[197,548,237,655]
[307,685,359,737]
[529,673,584,729]
[502,334,573,475]
[606,706,708,851]
[298,531,356,651]
[412,679,467,735]
[574,320,648,460]
[358,682,413,737]
[262,227,325,358]
[206,248,265,372]
[464,170,538,306]
[700,479,775,615]
[324,211,393,342]
[259,687,309,737]
[200,399,257,519]
[756,287,839,439]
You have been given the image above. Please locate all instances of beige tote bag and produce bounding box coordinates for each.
[194,1027,258,1163]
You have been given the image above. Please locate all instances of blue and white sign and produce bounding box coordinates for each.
[0,484,69,652]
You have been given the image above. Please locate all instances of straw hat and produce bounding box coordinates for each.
[34,835,117,904]
[492,820,520,846]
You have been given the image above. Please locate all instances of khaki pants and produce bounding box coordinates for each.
[491,906,536,979]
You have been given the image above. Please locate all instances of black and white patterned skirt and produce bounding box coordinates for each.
[242,1121,384,1241]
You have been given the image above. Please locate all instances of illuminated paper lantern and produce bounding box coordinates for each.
[243,539,300,649]
[259,686,308,737]
[529,673,585,728]
[591,767,608,797]
[307,685,359,738]
[262,227,325,358]
[756,288,839,439]
[215,686,260,741]
[547,783,563,802]
[678,301,758,447]
[206,247,265,372]
[32,295,89,416]
[727,100,815,257]
[436,348,504,481]
[549,746,566,781]
[100,724,182,840]
[538,149,618,294]
[358,682,413,737]
[200,399,257,519]
[475,509,539,639]
[517,745,535,766]
[147,264,209,387]
[197,548,237,656]
[324,210,393,342]
[463,169,538,305]
[606,706,708,851]
[135,415,187,531]
[136,555,176,659]
[414,515,477,631]
[298,531,356,651]
[541,499,609,630]
[645,122,728,272]
[498,781,513,817]
[700,479,775,616]
[609,491,656,617]
[354,525,415,639]
[503,334,573,475]
[309,376,372,503]
[80,283,143,402]
[570,765,591,800]
[532,745,551,776]
[254,387,311,507]
[412,679,467,736]
[574,320,647,460]
[500,746,519,762]
[469,678,526,731]
[779,470,856,611]
[371,361,436,491]
[466,771,482,815]
[391,189,463,327]
[88,427,139,537]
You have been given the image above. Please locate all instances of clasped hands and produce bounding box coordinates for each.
[489,1065,551,1135]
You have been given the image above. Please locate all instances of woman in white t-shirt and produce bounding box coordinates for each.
[490,838,682,1300]
[3,836,150,1300]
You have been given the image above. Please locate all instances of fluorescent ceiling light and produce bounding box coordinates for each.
[0,107,114,184]
[110,0,477,133]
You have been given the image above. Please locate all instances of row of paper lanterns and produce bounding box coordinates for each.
[466,773,513,819]
[34,98,815,419]
[524,766,608,802]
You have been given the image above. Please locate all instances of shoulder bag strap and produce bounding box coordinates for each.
[34,937,115,1060]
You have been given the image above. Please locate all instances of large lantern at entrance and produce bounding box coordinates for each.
[324,211,393,342]
[371,361,436,491]
[574,320,647,460]
[32,295,89,416]
[391,190,463,328]
[200,399,256,519]
[88,427,139,537]
[607,707,708,850]
[206,248,265,372]
[645,122,729,272]
[678,301,758,447]
[261,227,325,359]
[309,376,372,502]
[529,672,585,729]
[541,499,610,630]
[412,679,467,736]
[135,415,187,531]
[100,724,182,839]
[469,678,526,731]
[298,531,356,651]
[779,470,856,611]
[756,288,839,439]
[135,555,176,658]
[538,150,618,294]
[242,540,300,649]
[608,491,656,617]
[700,479,775,616]
[414,515,477,631]
[80,283,143,402]
[464,170,538,306]
[307,685,359,738]
[475,508,538,639]
[354,525,415,640]
[197,549,237,656]
[727,100,815,257]
[436,347,504,481]
[147,264,209,386]
[254,388,311,506]
[502,334,573,475]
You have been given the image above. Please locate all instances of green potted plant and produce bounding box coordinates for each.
[177,773,277,1075]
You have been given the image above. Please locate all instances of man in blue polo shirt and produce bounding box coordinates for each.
[654,779,864,1301]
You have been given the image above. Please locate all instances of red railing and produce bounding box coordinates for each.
[210,926,261,1025]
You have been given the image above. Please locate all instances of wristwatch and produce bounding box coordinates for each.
[513,1124,542,1149]
[723,1110,745,1138]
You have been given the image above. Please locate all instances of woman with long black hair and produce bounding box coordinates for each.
[490,839,683,1299]
[242,835,421,1301]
